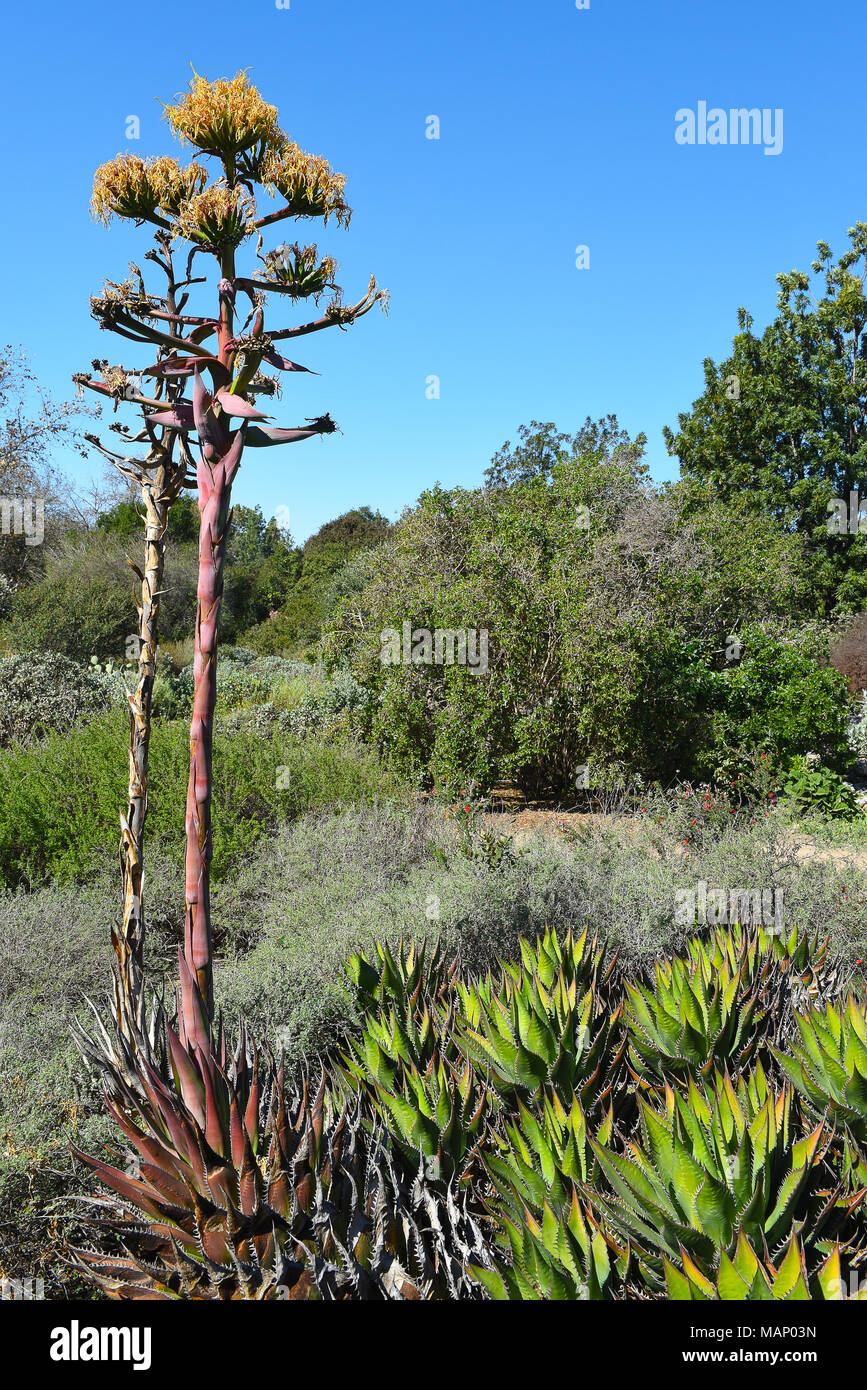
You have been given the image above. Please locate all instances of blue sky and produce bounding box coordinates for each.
[1,0,863,541]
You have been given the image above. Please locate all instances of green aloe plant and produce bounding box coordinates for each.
[583,1064,867,1296]
[684,922,830,986]
[341,941,490,1184]
[456,928,628,1116]
[624,942,765,1085]
[340,929,626,1186]
[473,1188,624,1302]
[475,1091,629,1300]
[480,1079,668,1301]
[664,1232,866,1301]
[773,994,867,1182]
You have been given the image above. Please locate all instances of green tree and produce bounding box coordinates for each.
[246,507,389,653]
[664,225,867,614]
[228,503,270,565]
[0,347,91,592]
[325,438,822,794]
[485,415,646,489]
[97,492,199,544]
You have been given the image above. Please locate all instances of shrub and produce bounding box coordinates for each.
[782,755,861,820]
[850,692,867,760]
[0,710,392,889]
[216,653,313,709]
[241,590,324,656]
[0,572,12,623]
[0,652,122,749]
[1,534,200,661]
[286,665,371,738]
[830,613,867,697]
[323,454,818,794]
[150,653,314,720]
[695,624,853,781]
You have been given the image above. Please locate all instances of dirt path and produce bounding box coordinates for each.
[485,806,867,871]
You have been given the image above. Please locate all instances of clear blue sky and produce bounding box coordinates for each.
[1,0,863,541]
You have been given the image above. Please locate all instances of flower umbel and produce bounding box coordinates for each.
[261,144,351,226]
[174,184,256,250]
[164,70,280,156]
[91,155,206,226]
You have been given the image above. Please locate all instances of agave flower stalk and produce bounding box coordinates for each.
[80,71,387,1034]
[81,428,185,1038]
[119,455,186,1031]
[76,237,196,1039]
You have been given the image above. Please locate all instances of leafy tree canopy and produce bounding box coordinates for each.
[97,493,200,545]
[324,428,831,795]
[485,415,647,489]
[664,225,867,615]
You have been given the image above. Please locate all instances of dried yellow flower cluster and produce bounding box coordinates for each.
[173,184,257,250]
[261,145,351,227]
[101,364,133,397]
[91,155,206,226]
[164,70,279,156]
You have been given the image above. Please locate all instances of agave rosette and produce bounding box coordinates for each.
[773,993,867,1183]
[456,927,628,1117]
[624,943,765,1086]
[582,1063,867,1297]
[340,940,491,1184]
[71,986,487,1300]
[477,1091,630,1300]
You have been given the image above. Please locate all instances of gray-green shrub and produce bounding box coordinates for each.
[0,652,123,749]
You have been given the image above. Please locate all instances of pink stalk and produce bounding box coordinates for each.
[182,252,243,1026]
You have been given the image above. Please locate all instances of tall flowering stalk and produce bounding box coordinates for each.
[76,236,194,1037]
[77,71,387,1034]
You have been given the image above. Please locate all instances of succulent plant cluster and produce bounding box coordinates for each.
[72,924,867,1301]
